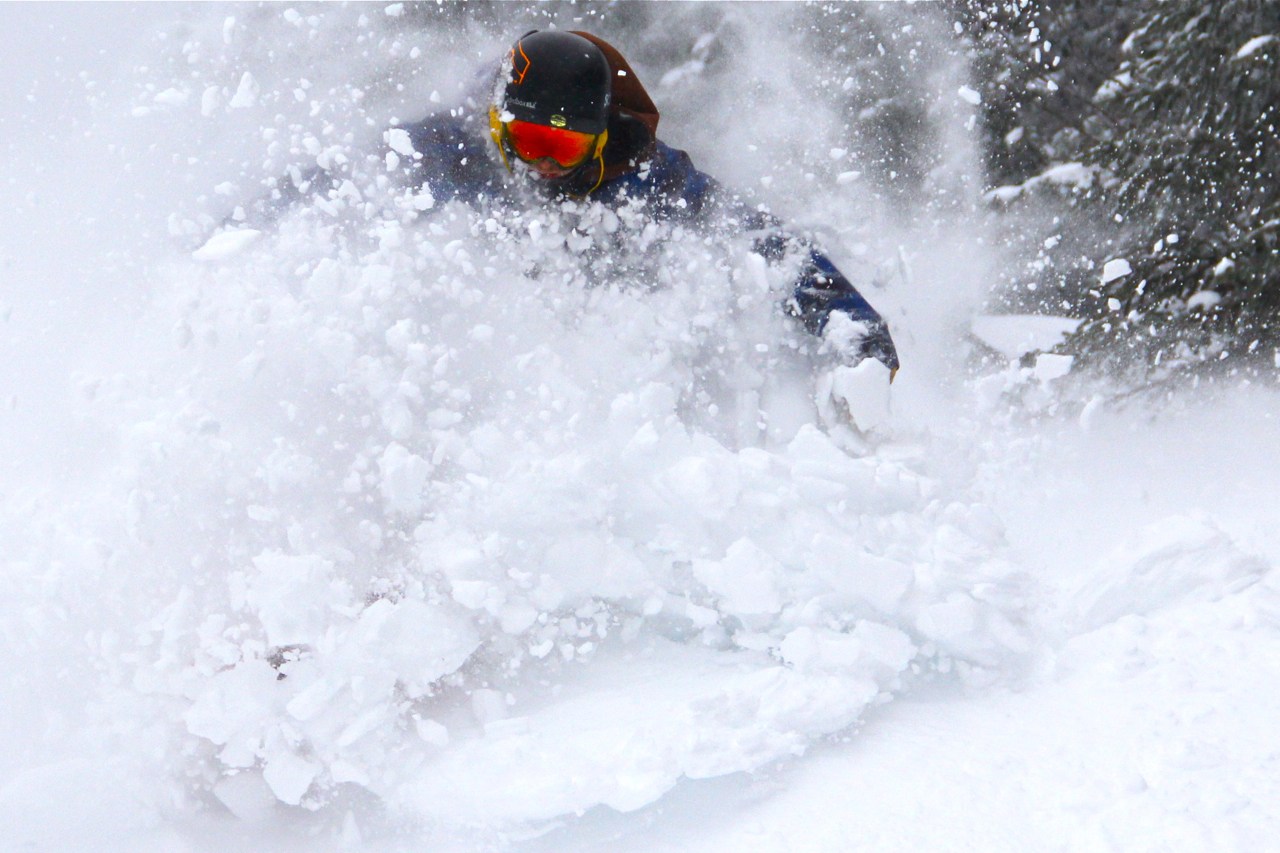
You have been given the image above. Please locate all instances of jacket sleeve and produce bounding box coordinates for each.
[647,144,899,371]
[400,117,495,205]
[762,232,900,371]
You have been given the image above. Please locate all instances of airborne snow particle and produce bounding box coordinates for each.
[1101,258,1132,284]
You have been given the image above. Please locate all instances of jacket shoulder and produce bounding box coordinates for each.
[393,114,496,201]
[597,140,717,216]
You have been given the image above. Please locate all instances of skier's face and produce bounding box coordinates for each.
[525,157,574,180]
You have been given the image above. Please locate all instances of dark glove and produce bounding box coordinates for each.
[856,321,900,377]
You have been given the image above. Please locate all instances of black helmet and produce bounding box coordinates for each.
[499,30,611,134]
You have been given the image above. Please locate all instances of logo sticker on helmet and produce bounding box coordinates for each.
[550,114,567,128]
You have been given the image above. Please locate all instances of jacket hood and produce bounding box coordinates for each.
[570,31,660,181]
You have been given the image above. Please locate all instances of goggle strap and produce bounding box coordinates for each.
[489,106,512,173]
[586,131,608,193]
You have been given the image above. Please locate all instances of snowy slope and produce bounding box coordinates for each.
[3,4,1279,852]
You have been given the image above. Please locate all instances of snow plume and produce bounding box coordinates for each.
[79,166,1027,828]
[0,2,1029,839]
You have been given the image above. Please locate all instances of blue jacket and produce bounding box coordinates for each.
[396,112,899,371]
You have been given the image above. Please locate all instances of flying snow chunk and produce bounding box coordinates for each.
[1213,257,1236,277]
[200,85,222,117]
[193,229,262,261]
[1033,352,1073,382]
[378,442,432,514]
[153,88,188,107]
[228,72,259,109]
[1101,258,1132,284]
[1235,35,1276,59]
[1094,72,1132,102]
[385,127,417,157]
[384,3,405,16]
[970,315,1081,359]
[1186,290,1222,311]
[984,162,1097,204]
[957,85,982,105]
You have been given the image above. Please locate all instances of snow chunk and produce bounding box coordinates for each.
[262,751,321,805]
[693,539,784,615]
[1186,290,1222,311]
[985,162,1096,203]
[1033,353,1073,382]
[385,127,417,157]
[1234,35,1276,59]
[1101,258,1132,284]
[415,718,450,747]
[822,357,892,433]
[184,660,283,766]
[352,598,480,696]
[957,85,981,105]
[1094,71,1132,102]
[1212,257,1236,277]
[808,533,913,613]
[212,772,277,821]
[152,87,188,107]
[192,228,261,261]
[970,315,1081,359]
[245,553,349,647]
[377,442,432,514]
[1040,162,1096,188]
[200,86,222,117]
[780,622,914,676]
[228,72,259,109]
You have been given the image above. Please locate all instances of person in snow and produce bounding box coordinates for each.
[413,30,897,377]
[239,30,899,420]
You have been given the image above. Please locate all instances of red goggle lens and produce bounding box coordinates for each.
[505,120,597,168]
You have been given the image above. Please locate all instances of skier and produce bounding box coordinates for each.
[400,29,899,379]
[231,30,899,425]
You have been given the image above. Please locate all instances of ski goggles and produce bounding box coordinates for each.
[503,119,600,168]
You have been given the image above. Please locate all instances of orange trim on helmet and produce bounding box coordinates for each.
[510,41,531,85]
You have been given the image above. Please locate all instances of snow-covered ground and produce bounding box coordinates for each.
[3,5,1279,851]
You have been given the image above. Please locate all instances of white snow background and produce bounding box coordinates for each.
[2,4,1279,851]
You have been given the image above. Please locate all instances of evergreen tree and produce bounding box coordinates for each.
[958,1,1280,387]
[1070,1,1280,382]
